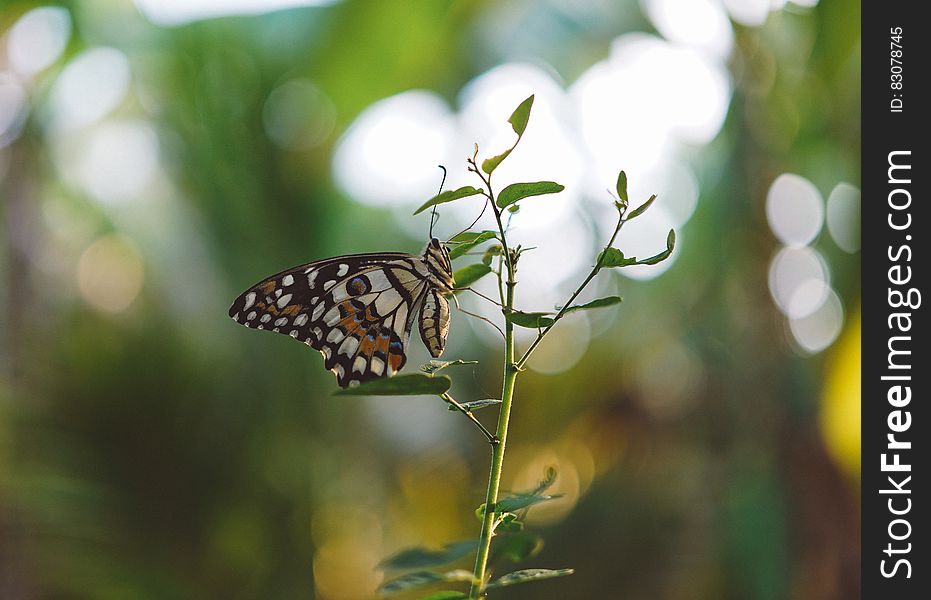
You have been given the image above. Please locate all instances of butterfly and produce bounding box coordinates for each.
[228,238,455,388]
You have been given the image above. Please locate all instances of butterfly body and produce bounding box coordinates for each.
[229,239,454,388]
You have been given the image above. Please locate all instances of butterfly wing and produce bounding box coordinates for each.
[418,289,450,358]
[228,253,432,387]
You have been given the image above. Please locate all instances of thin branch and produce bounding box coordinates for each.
[451,294,506,340]
[441,392,498,444]
[462,287,504,308]
[515,209,627,369]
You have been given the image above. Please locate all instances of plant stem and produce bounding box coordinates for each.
[468,164,519,598]
[469,250,516,599]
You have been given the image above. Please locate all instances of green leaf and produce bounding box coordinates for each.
[494,513,525,533]
[496,181,565,209]
[492,533,542,563]
[626,193,657,219]
[495,493,562,513]
[482,245,502,266]
[508,94,534,136]
[378,570,473,596]
[448,231,497,260]
[637,229,676,265]
[421,359,478,374]
[481,149,512,175]
[453,263,492,289]
[418,593,469,600]
[597,247,637,268]
[486,568,575,589]
[414,186,483,215]
[447,398,500,412]
[529,465,558,495]
[448,230,491,243]
[379,540,478,571]
[563,296,623,314]
[506,311,555,329]
[615,171,629,202]
[334,374,451,397]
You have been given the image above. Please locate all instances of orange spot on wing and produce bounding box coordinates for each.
[388,352,403,372]
[375,334,390,356]
[358,334,376,356]
[261,281,277,294]
[281,304,301,316]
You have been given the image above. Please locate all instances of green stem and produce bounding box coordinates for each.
[468,164,519,598]
[469,251,516,599]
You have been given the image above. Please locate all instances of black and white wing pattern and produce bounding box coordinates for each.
[228,240,455,388]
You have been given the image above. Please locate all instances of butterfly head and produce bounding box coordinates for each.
[424,237,454,292]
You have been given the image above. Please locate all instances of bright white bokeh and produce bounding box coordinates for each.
[133,0,338,26]
[6,6,72,76]
[54,120,160,206]
[571,34,730,198]
[614,204,679,281]
[642,0,733,59]
[766,173,824,247]
[826,182,860,253]
[720,0,772,27]
[456,63,584,230]
[332,91,457,208]
[47,47,131,132]
[789,288,843,354]
[0,74,28,148]
[768,246,829,318]
[629,160,700,228]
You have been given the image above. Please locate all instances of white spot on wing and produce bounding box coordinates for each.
[246,311,257,321]
[307,270,318,287]
[282,274,294,286]
[312,303,325,321]
[260,314,271,323]
[243,292,256,310]
[276,293,293,309]
[274,317,288,327]
[293,313,308,326]
[338,335,359,357]
[370,357,385,376]
[326,328,344,343]
[337,263,349,276]
[352,356,367,374]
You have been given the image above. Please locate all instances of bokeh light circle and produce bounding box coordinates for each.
[789,288,843,354]
[766,173,824,247]
[332,91,456,207]
[768,246,829,318]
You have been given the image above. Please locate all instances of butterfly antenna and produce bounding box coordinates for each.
[448,197,490,243]
[430,165,447,239]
